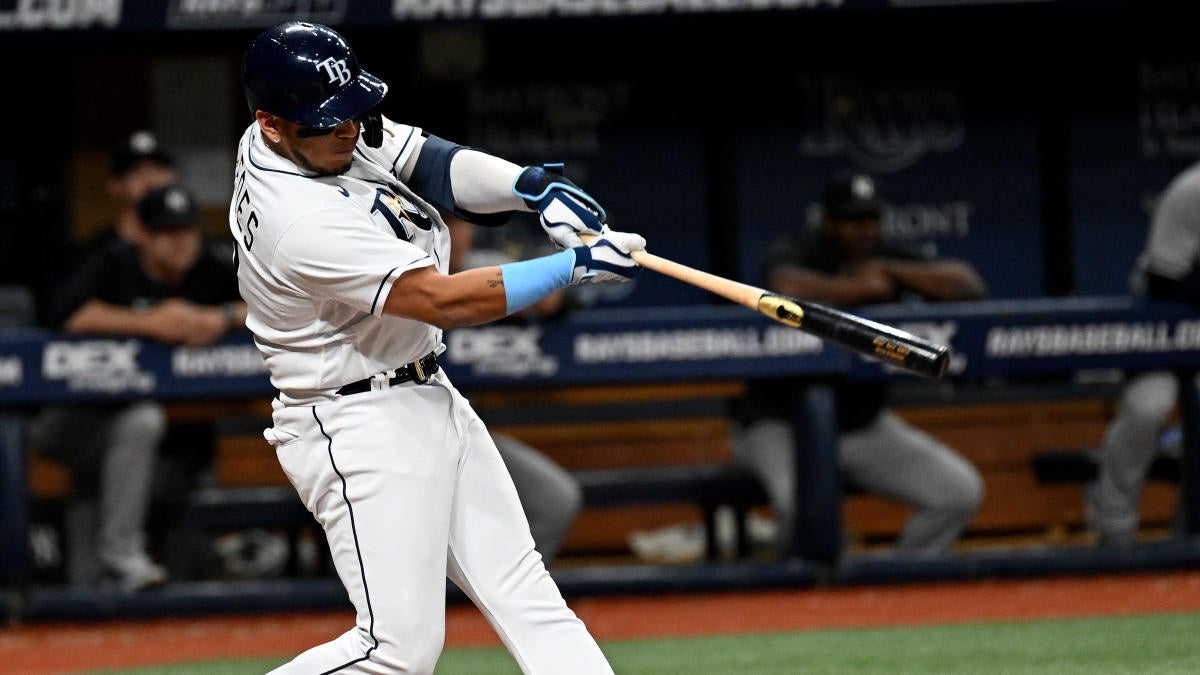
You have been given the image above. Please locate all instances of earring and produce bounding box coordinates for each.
[272,137,281,143]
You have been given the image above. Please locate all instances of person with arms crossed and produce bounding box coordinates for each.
[1085,160,1200,546]
[27,182,246,591]
[232,22,642,674]
[731,172,987,557]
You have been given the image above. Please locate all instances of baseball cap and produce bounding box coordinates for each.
[111,130,174,176]
[138,183,199,231]
[822,172,884,220]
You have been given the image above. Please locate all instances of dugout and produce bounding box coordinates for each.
[4,0,1200,619]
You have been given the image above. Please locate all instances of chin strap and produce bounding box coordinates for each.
[361,110,383,148]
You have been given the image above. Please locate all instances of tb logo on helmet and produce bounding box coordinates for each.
[317,57,352,86]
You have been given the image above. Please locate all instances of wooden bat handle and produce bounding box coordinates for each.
[629,249,766,310]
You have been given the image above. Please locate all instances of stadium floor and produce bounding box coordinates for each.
[5,569,1200,674]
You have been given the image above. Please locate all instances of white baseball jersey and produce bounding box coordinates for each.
[232,115,612,675]
[229,116,450,404]
[1134,160,1200,292]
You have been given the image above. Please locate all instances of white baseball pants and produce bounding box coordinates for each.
[265,373,612,674]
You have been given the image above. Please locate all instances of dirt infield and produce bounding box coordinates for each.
[5,570,1200,674]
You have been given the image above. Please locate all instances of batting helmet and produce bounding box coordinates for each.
[242,21,388,131]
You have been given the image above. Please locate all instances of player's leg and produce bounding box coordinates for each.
[1087,370,1179,545]
[97,400,167,589]
[446,398,612,674]
[492,432,582,564]
[840,410,984,555]
[267,382,461,674]
[730,417,797,554]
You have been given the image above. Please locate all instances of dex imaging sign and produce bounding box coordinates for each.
[41,339,155,394]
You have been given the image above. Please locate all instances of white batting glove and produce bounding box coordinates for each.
[513,164,610,250]
[539,192,610,250]
[570,230,646,284]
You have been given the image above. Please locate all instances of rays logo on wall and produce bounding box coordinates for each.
[795,74,966,173]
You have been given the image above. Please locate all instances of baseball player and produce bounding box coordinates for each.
[732,172,986,557]
[231,22,641,674]
[1086,159,1200,546]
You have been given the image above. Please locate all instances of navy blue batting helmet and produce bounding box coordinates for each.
[242,21,388,130]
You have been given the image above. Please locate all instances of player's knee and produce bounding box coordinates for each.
[1123,392,1177,426]
[559,475,584,519]
[951,472,985,522]
[1121,372,1179,422]
[928,467,985,520]
[369,626,445,674]
[123,401,168,440]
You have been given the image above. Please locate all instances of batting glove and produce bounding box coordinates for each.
[513,163,609,249]
[570,230,646,284]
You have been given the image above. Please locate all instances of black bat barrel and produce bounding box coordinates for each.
[799,301,951,379]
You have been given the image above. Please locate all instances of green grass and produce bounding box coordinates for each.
[89,611,1200,674]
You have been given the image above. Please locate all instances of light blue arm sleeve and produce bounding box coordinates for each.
[498,250,576,315]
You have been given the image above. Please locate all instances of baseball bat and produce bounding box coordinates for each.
[586,236,951,378]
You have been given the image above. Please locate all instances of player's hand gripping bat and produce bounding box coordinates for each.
[583,234,951,378]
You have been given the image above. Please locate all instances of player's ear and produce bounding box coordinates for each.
[255,111,284,144]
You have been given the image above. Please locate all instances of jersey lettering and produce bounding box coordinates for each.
[235,186,259,251]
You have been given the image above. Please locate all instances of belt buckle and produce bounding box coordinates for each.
[411,357,429,384]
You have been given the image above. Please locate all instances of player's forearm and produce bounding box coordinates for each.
[767,268,892,306]
[384,252,579,328]
[383,267,511,329]
[62,300,163,337]
[884,260,988,300]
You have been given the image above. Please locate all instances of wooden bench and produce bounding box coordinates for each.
[859,396,1182,547]
[27,382,1186,567]
[175,462,769,564]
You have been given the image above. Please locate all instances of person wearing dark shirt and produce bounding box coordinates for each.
[70,130,180,272]
[731,172,987,558]
[26,183,245,591]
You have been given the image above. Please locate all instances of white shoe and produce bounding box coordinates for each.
[746,512,779,549]
[627,523,705,564]
[104,553,168,592]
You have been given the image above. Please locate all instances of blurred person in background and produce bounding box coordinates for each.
[76,130,180,265]
[446,215,584,565]
[730,171,987,558]
[25,182,246,591]
[1085,160,1200,547]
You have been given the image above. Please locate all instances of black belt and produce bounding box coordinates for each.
[335,352,439,396]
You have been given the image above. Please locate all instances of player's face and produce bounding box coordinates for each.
[826,216,881,262]
[111,162,179,210]
[273,117,360,176]
[137,227,202,284]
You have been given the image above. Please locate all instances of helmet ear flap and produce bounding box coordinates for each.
[361,110,383,148]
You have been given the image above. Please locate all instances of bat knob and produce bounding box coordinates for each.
[925,346,951,379]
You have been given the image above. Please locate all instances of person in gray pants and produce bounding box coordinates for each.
[1086,160,1200,546]
[732,172,988,557]
[27,183,246,591]
[27,402,166,589]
